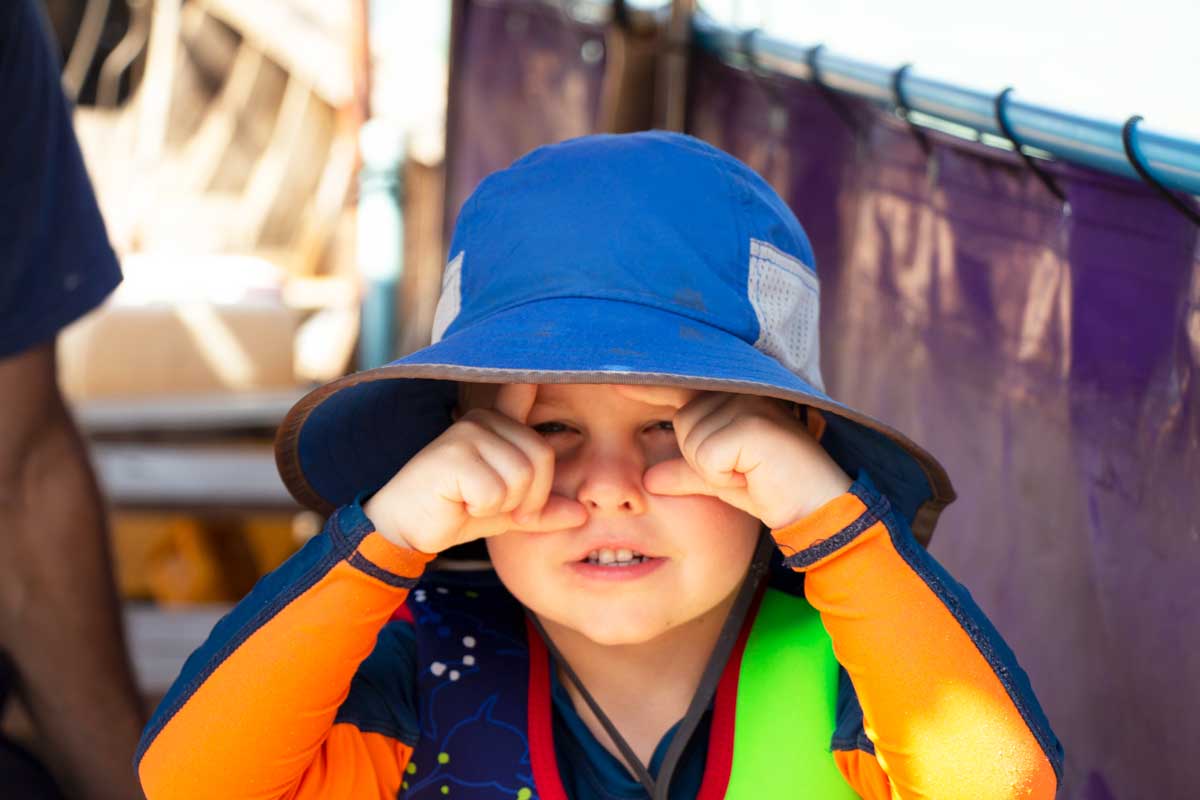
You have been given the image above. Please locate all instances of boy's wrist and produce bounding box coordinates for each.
[362,496,425,553]
[771,474,892,572]
[355,528,437,579]
[770,467,853,530]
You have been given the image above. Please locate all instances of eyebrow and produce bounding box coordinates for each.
[529,400,678,417]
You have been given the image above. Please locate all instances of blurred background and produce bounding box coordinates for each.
[6,0,1199,797]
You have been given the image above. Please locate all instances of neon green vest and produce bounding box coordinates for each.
[723,587,860,798]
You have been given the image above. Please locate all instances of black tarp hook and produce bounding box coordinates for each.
[994,87,1070,214]
[1122,115,1200,228]
[739,28,788,135]
[891,63,932,157]
[804,43,861,137]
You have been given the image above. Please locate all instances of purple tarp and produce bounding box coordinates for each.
[444,1,609,234]
[445,4,1200,796]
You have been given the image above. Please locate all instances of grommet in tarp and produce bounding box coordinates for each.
[993,86,1070,214]
[1122,115,1200,228]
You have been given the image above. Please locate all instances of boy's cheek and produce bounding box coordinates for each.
[485,535,532,588]
[486,533,565,619]
[653,492,746,520]
[647,496,762,565]
[486,529,561,576]
[484,530,529,563]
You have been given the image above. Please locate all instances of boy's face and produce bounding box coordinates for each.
[480,383,762,646]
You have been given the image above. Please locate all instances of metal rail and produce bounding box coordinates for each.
[692,13,1200,198]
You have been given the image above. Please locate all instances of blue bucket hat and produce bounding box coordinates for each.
[275,132,954,543]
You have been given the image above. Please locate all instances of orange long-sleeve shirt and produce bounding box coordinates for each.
[137,474,1061,799]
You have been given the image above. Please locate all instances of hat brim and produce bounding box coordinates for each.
[275,297,954,544]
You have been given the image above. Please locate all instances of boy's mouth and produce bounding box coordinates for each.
[570,543,667,581]
[583,548,649,567]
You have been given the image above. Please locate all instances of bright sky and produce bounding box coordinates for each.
[699,0,1200,140]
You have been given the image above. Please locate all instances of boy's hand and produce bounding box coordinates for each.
[633,387,853,530]
[363,384,588,553]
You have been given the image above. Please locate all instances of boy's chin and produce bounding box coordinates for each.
[546,608,674,647]
[575,621,663,647]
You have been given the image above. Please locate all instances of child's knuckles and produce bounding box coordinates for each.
[458,408,512,432]
[679,420,711,459]
[693,437,735,482]
[462,470,508,516]
[498,492,524,514]
[672,406,701,438]
[680,411,732,454]
[455,407,487,424]
[439,438,482,469]
[527,437,555,468]
[497,469,534,513]
[742,413,779,437]
[497,454,535,493]
[448,416,490,443]
[512,437,552,476]
[686,391,728,418]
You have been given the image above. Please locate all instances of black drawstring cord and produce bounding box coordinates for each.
[530,612,657,795]
[527,531,775,798]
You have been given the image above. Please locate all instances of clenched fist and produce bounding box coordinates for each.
[630,386,853,530]
[363,383,588,553]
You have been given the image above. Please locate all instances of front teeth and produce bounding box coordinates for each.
[586,548,648,566]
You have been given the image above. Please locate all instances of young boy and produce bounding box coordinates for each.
[136,132,1062,799]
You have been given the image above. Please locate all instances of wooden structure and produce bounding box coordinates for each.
[62,1,369,621]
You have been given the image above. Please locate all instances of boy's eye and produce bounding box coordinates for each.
[532,421,573,436]
[531,421,673,436]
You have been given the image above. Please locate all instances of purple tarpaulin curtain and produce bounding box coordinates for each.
[444,4,1200,796]
[687,49,1200,799]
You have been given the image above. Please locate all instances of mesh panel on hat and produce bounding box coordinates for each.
[748,239,824,391]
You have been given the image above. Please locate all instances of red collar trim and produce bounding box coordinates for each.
[526,617,570,800]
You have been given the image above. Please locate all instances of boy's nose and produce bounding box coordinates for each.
[573,455,647,516]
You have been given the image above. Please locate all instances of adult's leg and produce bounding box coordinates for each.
[0,345,145,799]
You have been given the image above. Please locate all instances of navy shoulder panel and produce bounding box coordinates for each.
[765,549,809,597]
[334,620,421,746]
[762,557,871,756]
[831,667,874,755]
